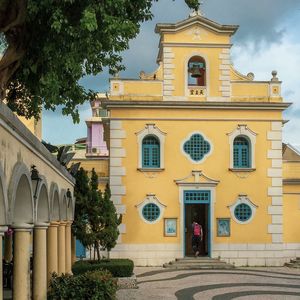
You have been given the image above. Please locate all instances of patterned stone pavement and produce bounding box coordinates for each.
[117,267,300,300]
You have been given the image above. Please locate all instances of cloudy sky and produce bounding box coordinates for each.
[43,0,300,148]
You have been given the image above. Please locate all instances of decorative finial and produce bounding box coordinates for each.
[247,72,254,81]
[189,1,204,17]
[271,70,278,82]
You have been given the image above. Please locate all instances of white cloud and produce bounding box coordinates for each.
[231,26,300,146]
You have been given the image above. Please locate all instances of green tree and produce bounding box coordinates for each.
[73,167,120,260]
[98,184,121,258]
[0,0,200,122]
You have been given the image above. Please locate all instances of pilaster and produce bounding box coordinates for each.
[267,122,283,245]
[110,120,126,242]
[163,47,175,99]
[218,49,231,99]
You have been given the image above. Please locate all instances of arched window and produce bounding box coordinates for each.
[142,135,160,168]
[233,136,250,168]
[188,56,206,87]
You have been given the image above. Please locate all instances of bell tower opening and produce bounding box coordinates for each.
[188,56,206,87]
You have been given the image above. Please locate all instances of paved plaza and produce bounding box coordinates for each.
[117,267,300,300]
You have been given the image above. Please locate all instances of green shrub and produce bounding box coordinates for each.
[72,259,134,277]
[47,270,117,300]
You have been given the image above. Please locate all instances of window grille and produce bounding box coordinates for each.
[142,136,160,168]
[234,203,252,222]
[184,191,210,203]
[233,137,250,168]
[183,134,210,162]
[142,203,160,222]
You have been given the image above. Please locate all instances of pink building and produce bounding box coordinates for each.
[86,95,109,157]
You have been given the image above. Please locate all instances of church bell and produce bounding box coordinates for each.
[190,66,202,78]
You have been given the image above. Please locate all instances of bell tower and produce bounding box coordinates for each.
[155,13,238,101]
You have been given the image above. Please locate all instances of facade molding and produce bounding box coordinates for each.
[135,194,166,225]
[135,124,167,169]
[228,195,258,225]
[227,124,257,169]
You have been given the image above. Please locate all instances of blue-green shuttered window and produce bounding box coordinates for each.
[233,136,250,168]
[142,135,160,168]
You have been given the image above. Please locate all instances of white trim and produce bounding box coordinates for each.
[135,124,166,169]
[228,195,258,225]
[181,131,213,164]
[178,184,216,257]
[227,124,257,169]
[135,194,166,225]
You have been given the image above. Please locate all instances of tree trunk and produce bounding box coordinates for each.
[95,241,101,262]
[0,0,27,101]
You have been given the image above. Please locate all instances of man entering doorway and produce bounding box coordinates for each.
[192,220,203,257]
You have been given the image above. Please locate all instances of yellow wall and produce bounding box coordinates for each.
[18,115,42,140]
[72,158,109,192]
[283,185,300,242]
[113,108,281,245]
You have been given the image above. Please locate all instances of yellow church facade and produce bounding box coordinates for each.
[101,14,300,267]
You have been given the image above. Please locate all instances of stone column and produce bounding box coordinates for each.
[33,223,48,300]
[47,222,59,283]
[0,226,8,300]
[4,233,13,262]
[58,221,67,275]
[65,222,72,274]
[71,234,76,264]
[12,224,33,300]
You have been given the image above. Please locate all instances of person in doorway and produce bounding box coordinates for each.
[192,220,203,257]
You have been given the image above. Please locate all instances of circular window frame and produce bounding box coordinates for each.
[234,203,252,222]
[136,194,166,224]
[229,195,257,224]
[142,203,160,222]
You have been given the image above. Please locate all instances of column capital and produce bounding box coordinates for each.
[49,221,60,227]
[65,221,73,227]
[34,222,50,229]
[0,226,8,235]
[11,223,34,232]
[59,221,68,226]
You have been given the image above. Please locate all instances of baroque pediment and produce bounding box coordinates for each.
[174,170,219,186]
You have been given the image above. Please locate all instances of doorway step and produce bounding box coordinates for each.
[285,257,300,268]
[163,257,234,269]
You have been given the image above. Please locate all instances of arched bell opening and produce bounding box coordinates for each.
[188,56,206,87]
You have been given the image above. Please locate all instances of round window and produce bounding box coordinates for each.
[234,203,252,222]
[142,203,160,222]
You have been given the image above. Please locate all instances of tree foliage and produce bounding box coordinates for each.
[0,0,200,122]
[73,167,120,260]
